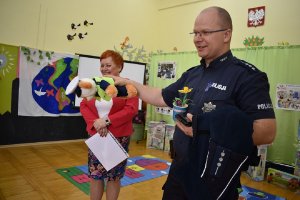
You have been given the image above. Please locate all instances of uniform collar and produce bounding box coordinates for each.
[200,51,233,69]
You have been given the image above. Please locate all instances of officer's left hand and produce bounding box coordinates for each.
[175,113,193,137]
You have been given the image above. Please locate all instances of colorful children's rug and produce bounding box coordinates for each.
[239,185,285,200]
[56,155,285,199]
[56,155,171,195]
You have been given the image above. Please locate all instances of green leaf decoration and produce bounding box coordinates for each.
[243,36,264,47]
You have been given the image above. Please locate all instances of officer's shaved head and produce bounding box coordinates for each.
[200,6,232,30]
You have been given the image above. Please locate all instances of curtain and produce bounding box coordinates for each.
[147,46,300,165]
[232,46,300,165]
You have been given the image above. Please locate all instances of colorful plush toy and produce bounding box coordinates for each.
[66,76,137,101]
[66,76,138,135]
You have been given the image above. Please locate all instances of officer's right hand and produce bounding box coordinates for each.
[176,113,193,137]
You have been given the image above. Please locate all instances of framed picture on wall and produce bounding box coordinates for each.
[276,84,300,111]
[157,61,176,80]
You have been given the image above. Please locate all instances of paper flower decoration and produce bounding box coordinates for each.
[173,86,192,107]
[243,36,264,47]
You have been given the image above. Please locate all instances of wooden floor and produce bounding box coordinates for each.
[0,139,299,200]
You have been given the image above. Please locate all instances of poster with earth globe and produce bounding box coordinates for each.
[18,46,80,116]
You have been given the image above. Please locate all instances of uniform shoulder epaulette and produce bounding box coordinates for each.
[233,57,258,72]
[186,65,200,72]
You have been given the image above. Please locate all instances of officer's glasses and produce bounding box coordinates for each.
[190,29,229,38]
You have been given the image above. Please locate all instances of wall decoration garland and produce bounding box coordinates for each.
[278,41,290,46]
[67,20,94,41]
[248,6,265,27]
[21,47,54,66]
[114,36,163,84]
[243,36,264,47]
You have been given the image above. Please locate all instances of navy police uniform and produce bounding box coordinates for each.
[161,51,275,200]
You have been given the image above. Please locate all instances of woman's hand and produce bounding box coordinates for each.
[93,118,108,137]
[175,113,193,137]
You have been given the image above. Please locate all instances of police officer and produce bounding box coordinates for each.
[108,6,276,200]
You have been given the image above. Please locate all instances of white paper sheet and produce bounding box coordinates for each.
[85,132,129,171]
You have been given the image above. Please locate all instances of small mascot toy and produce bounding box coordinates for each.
[65,76,138,135]
[66,76,137,101]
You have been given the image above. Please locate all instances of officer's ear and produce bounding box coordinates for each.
[223,29,232,43]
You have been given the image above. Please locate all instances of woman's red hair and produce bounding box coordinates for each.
[100,50,124,71]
